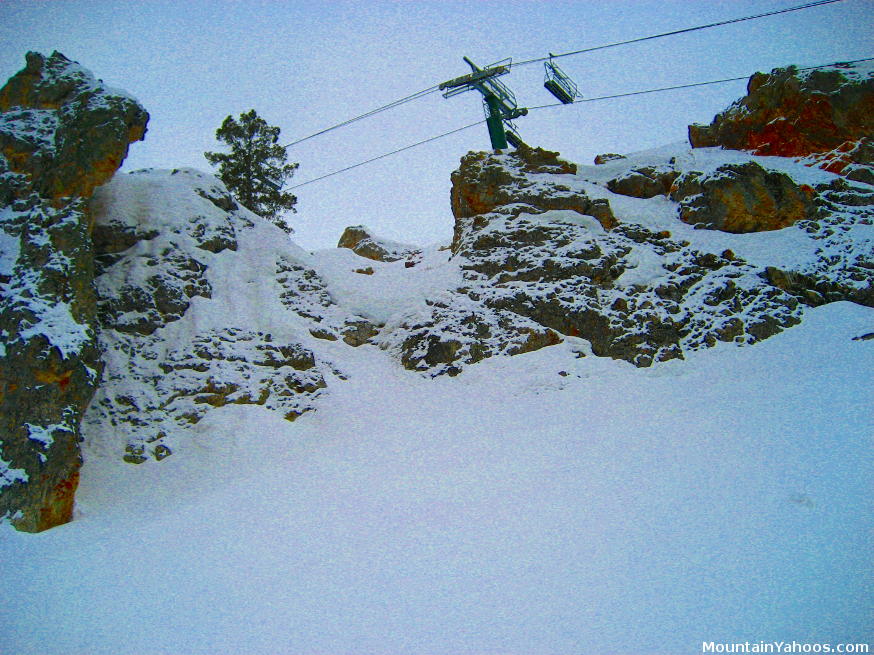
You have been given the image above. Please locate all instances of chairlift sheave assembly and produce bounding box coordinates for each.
[439,56,528,150]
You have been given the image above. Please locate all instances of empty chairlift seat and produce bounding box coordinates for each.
[543,59,579,104]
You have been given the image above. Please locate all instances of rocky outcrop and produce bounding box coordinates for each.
[393,300,562,376]
[0,52,148,202]
[0,52,148,532]
[337,225,420,263]
[91,169,238,335]
[449,145,616,253]
[669,161,816,232]
[689,62,874,158]
[3,53,870,530]
[83,168,337,464]
[275,253,383,347]
[382,124,874,376]
[379,147,872,374]
[762,178,874,309]
[91,325,328,465]
[594,153,627,165]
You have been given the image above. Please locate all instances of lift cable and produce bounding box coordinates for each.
[527,56,874,111]
[280,0,846,151]
[288,119,486,189]
[282,85,441,150]
[287,56,872,191]
[511,0,848,68]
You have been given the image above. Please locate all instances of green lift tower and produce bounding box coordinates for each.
[439,57,527,150]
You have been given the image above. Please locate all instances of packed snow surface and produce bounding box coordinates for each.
[1,301,871,654]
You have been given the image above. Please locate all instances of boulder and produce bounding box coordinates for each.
[340,319,380,347]
[594,153,627,165]
[337,225,419,263]
[669,161,815,232]
[0,52,148,532]
[606,165,679,199]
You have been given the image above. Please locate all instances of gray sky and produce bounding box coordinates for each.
[2,0,872,249]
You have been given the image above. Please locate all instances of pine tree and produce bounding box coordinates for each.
[204,110,298,224]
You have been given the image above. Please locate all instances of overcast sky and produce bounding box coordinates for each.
[2,0,872,249]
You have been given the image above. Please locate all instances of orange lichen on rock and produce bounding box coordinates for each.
[741,94,839,157]
[34,368,73,391]
[36,471,80,532]
[49,152,125,203]
[450,183,501,219]
[689,63,874,176]
[801,138,874,185]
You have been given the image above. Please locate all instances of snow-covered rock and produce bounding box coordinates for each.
[1,53,871,654]
[689,60,874,188]
[379,144,873,375]
[84,168,342,464]
[337,224,421,263]
[669,160,816,232]
[0,51,148,532]
[2,53,872,534]
[689,60,874,159]
[606,162,678,199]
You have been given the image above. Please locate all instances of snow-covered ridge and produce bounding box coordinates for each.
[84,166,477,462]
[7,134,851,470]
[1,53,871,652]
[368,143,871,375]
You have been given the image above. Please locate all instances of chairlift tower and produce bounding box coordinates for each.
[439,57,528,150]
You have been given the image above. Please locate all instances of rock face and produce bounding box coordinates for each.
[763,178,874,309]
[449,145,616,251]
[800,137,874,186]
[0,52,148,532]
[84,169,337,464]
[689,62,874,158]
[0,52,149,201]
[377,142,873,376]
[2,53,872,532]
[669,161,816,232]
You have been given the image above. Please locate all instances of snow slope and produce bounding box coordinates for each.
[1,142,872,653]
[0,301,871,654]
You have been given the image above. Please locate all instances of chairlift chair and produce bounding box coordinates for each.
[543,55,579,104]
